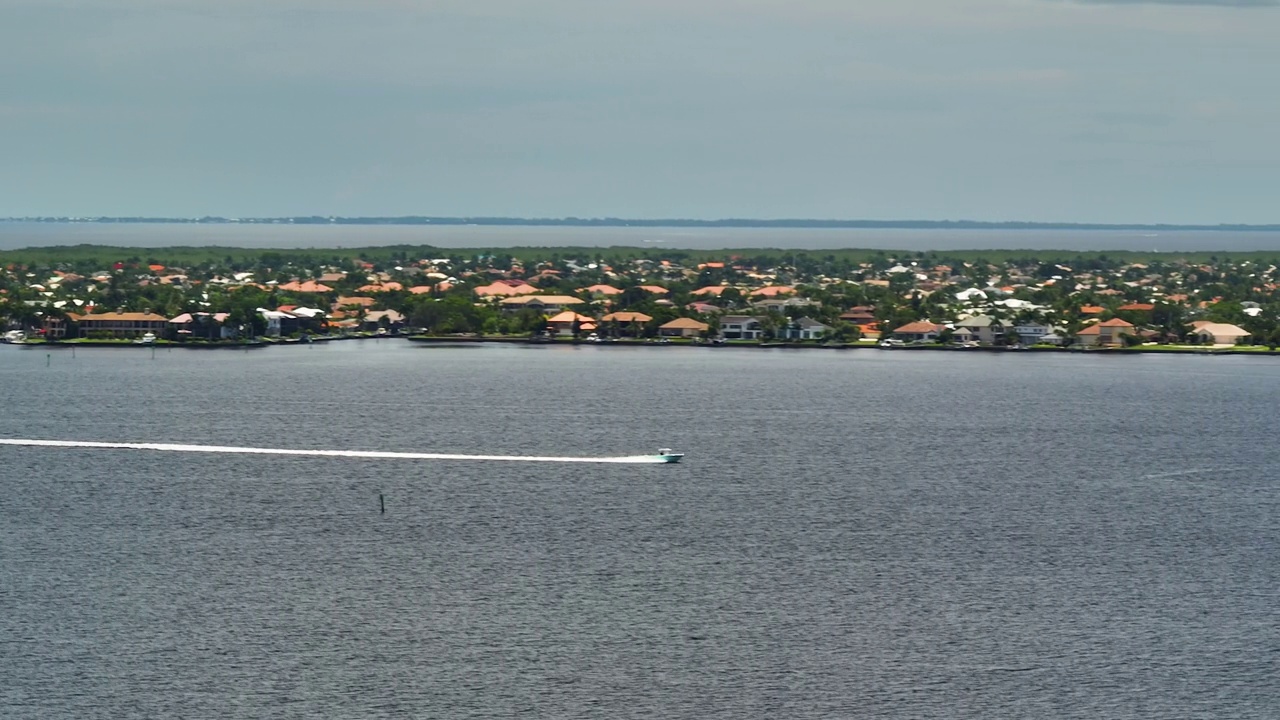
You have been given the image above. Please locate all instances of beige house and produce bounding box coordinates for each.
[658,317,710,338]
[71,311,171,339]
[498,295,584,314]
[1190,321,1250,346]
[545,311,595,336]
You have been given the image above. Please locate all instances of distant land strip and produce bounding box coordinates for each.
[3,216,1279,232]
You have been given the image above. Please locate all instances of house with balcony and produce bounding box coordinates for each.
[71,311,171,339]
[720,315,765,340]
[1075,318,1134,347]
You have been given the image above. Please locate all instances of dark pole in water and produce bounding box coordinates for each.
[46,353,51,367]
[379,493,385,514]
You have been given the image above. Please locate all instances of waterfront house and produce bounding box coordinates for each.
[72,310,170,339]
[891,321,946,342]
[658,317,709,338]
[954,315,1006,344]
[545,311,595,336]
[1075,318,1134,347]
[600,311,653,336]
[779,317,831,341]
[169,312,234,340]
[1013,322,1054,346]
[720,315,765,340]
[363,309,406,334]
[1189,322,1250,346]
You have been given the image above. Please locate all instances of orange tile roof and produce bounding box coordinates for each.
[1117,303,1155,312]
[1079,305,1105,315]
[546,311,594,323]
[749,286,796,297]
[892,321,944,334]
[690,286,730,296]
[279,280,333,293]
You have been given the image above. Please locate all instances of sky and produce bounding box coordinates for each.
[2,0,1277,223]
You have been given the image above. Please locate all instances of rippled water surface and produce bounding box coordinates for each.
[2,342,1278,718]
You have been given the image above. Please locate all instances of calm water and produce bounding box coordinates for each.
[2,342,1278,718]
[4,222,1280,252]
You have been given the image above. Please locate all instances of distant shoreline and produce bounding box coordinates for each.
[12,336,1278,357]
[3,217,1278,232]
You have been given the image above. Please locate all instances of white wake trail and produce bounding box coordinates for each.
[0,438,669,464]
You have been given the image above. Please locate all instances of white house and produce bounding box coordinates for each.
[720,315,765,340]
[1013,322,1053,345]
[780,317,831,340]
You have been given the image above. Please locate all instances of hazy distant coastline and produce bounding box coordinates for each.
[4,216,1279,232]
[6,222,1280,254]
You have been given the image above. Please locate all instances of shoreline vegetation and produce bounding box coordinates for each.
[5,243,1280,357]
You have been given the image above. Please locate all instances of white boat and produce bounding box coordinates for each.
[135,332,157,345]
[656,448,684,463]
[2,330,25,344]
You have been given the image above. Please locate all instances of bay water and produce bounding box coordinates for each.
[4,222,1280,252]
[1,341,1277,718]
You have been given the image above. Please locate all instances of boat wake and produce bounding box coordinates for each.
[0,438,672,464]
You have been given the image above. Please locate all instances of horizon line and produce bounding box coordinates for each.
[3,216,1279,232]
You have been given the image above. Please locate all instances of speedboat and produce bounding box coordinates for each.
[655,448,684,463]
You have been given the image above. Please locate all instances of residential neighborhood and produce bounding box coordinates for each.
[2,246,1278,350]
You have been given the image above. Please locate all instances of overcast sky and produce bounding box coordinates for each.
[2,0,1277,222]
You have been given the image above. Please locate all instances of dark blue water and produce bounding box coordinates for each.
[4,222,1280,252]
[2,341,1278,718]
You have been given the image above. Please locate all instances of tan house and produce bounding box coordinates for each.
[658,317,710,338]
[600,311,652,336]
[72,311,171,339]
[1189,321,1250,346]
[545,311,596,336]
[1076,318,1134,346]
[498,295,584,314]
